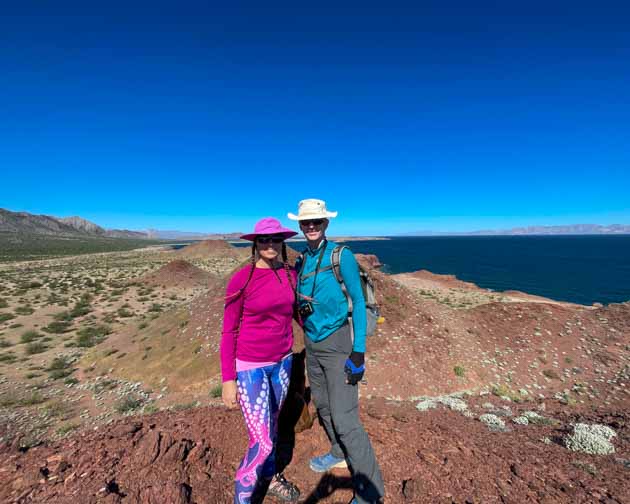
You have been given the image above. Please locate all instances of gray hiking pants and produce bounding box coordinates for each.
[305,324,385,504]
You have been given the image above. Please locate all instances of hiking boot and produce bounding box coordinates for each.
[309,452,348,472]
[267,473,300,502]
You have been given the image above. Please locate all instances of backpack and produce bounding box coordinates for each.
[330,245,380,341]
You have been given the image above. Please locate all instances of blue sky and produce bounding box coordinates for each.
[1,1,629,235]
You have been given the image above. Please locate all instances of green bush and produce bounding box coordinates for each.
[115,395,143,414]
[0,339,13,348]
[0,298,8,309]
[42,320,72,334]
[210,384,222,398]
[75,324,111,347]
[0,352,18,363]
[53,310,73,322]
[453,365,466,378]
[20,330,41,343]
[117,307,133,318]
[24,342,48,355]
[47,356,72,371]
[14,305,35,316]
[49,368,74,380]
[0,313,16,323]
[57,423,79,436]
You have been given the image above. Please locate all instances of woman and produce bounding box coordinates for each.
[220,217,301,504]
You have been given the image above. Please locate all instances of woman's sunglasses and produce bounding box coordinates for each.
[256,236,285,244]
[300,219,324,227]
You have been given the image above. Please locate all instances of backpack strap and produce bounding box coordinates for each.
[331,245,354,344]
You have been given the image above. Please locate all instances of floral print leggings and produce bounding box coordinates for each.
[234,355,292,504]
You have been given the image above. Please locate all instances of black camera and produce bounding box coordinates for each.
[298,301,314,318]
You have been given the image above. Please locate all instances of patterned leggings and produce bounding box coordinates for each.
[234,356,292,504]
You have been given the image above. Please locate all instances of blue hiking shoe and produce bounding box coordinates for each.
[309,452,348,472]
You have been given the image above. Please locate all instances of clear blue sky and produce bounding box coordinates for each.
[2,1,629,235]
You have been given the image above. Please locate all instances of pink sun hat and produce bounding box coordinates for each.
[240,217,298,241]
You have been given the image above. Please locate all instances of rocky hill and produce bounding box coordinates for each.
[0,248,628,503]
[0,208,147,239]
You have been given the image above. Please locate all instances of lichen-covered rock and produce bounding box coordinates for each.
[565,423,617,455]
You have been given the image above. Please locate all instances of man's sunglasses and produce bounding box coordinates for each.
[300,219,324,227]
[256,236,285,244]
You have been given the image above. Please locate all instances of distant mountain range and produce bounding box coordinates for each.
[0,208,241,240]
[2,208,629,240]
[403,224,630,236]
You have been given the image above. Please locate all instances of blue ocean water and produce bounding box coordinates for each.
[275,236,630,306]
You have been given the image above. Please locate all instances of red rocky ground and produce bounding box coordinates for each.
[1,248,629,503]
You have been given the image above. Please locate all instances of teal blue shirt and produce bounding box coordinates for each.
[295,240,367,352]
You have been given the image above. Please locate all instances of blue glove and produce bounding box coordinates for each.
[344,351,365,385]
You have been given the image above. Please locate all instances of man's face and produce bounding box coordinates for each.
[299,218,328,243]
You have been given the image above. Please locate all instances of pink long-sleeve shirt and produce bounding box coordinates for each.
[220,264,297,382]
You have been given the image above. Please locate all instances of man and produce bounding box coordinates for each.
[288,199,384,504]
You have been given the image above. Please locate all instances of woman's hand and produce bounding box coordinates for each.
[222,380,238,409]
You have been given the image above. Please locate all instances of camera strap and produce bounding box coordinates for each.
[298,239,328,301]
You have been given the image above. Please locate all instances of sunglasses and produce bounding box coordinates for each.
[300,219,324,227]
[256,236,285,244]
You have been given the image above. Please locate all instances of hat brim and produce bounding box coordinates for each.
[287,211,338,221]
[239,230,298,241]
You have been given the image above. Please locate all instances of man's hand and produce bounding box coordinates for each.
[222,380,238,409]
[344,351,365,385]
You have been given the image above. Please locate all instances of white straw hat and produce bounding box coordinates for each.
[287,198,338,221]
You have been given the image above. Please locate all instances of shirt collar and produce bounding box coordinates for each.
[306,239,327,256]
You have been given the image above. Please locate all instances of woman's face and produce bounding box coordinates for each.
[256,235,284,261]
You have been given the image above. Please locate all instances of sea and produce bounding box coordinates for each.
[236,235,630,306]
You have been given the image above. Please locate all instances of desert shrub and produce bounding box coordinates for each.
[453,365,465,377]
[53,310,72,322]
[0,391,46,407]
[69,294,92,318]
[49,368,74,380]
[0,339,13,348]
[47,356,72,371]
[43,320,72,334]
[0,299,8,309]
[138,321,148,329]
[115,395,144,414]
[9,323,22,329]
[522,410,559,426]
[75,324,111,347]
[479,413,506,431]
[210,384,222,398]
[565,423,616,455]
[0,352,18,363]
[0,313,16,323]
[64,377,79,385]
[103,348,118,357]
[20,330,41,343]
[24,342,48,355]
[143,404,159,415]
[14,305,35,316]
[148,303,162,313]
[117,307,133,318]
[57,423,79,436]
